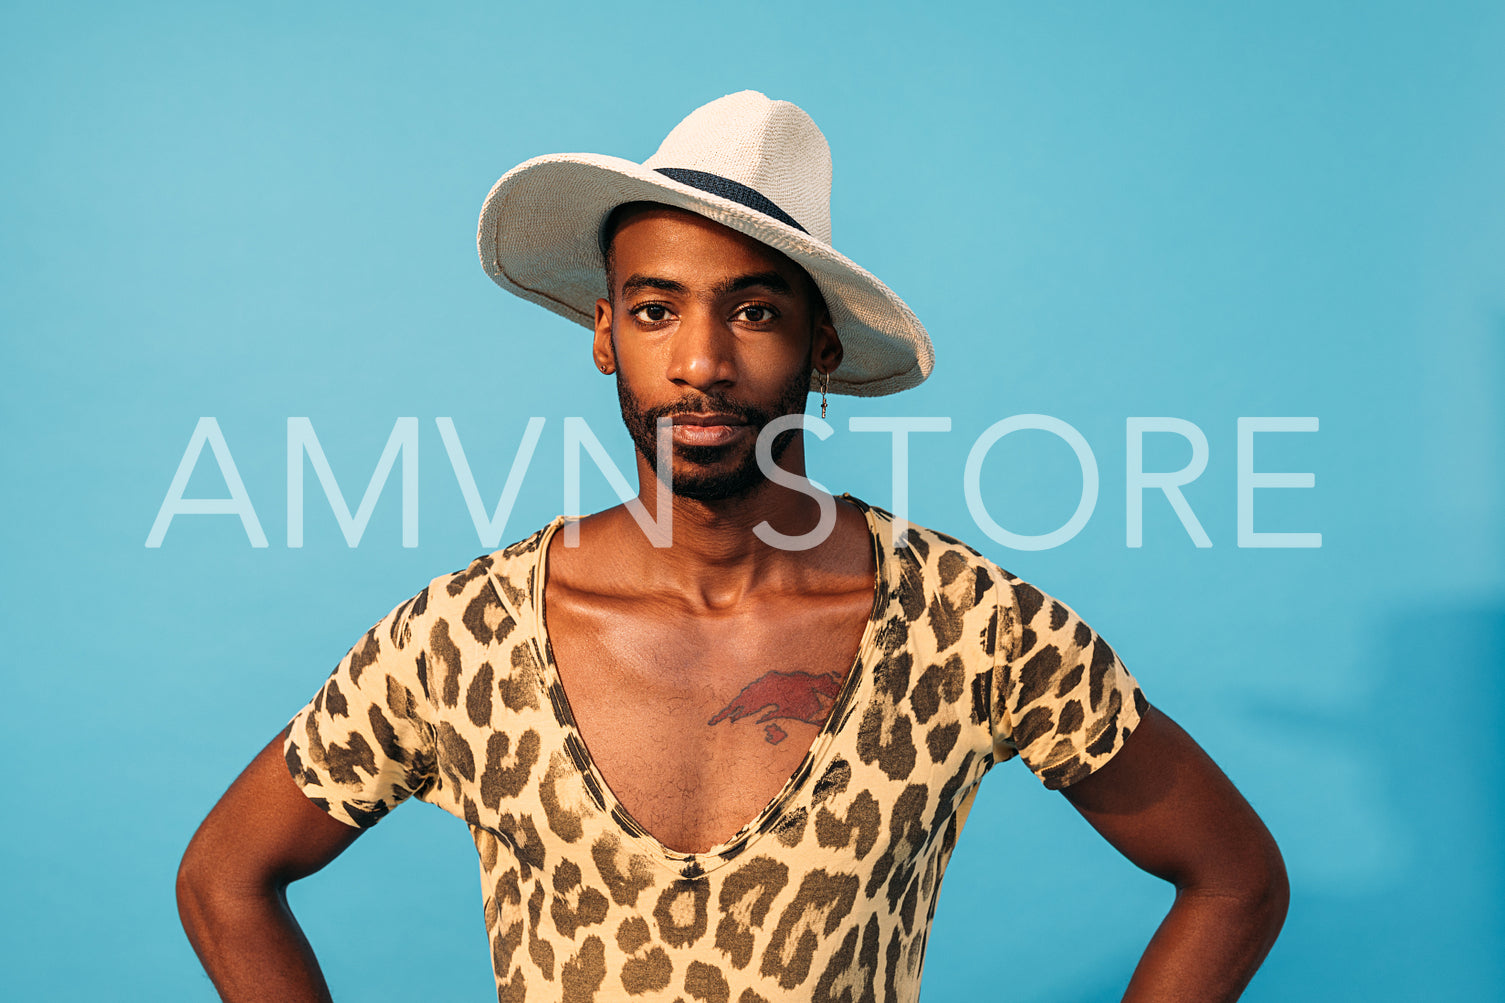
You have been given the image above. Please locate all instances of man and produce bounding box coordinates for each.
[178,91,1287,1002]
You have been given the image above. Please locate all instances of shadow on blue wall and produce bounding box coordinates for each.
[1267,600,1504,1000]
[1057,601,1505,1002]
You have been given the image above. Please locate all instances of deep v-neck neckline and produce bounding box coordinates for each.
[527,497,888,877]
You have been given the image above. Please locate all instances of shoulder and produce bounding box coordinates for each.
[857,499,1011,602]
[851,500,1146,787]
[850,501,1013,658]
[857,500,1096,668]
[380,519,558,652]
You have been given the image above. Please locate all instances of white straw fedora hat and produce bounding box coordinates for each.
[476,90,933,397]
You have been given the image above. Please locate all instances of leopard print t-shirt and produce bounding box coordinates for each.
[284,498,1146,1002]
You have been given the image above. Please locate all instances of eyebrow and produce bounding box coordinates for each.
[619,271,795,298]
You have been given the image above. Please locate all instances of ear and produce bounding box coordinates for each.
[811,308,842,378]
[592,297,616,375]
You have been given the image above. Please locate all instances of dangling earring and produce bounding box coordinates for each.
[819,369,830,419]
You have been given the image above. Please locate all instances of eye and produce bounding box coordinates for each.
[630,303,672,324]
[735,304,779,324]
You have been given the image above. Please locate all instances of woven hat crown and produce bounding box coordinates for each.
[643,91,834,244]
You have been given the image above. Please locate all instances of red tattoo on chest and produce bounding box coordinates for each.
[707,670,843,744]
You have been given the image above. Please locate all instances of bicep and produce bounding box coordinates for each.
[183,727,364,893]
[1059,705,1284,896]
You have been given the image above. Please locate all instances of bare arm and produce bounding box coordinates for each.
[1061,705,1289,1002]
[177,727,364,1002]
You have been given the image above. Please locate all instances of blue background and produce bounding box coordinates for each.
[4,2,1501,999]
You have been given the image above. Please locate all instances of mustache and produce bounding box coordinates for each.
[635,393,774,428]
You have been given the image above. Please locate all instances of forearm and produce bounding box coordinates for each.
[177,873,333,1003]
[1122,881,1288,1003]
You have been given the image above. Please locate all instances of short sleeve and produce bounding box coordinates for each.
[991,575,1147,789]
[283,588,437,828]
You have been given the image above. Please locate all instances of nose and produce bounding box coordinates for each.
[665,304,737,393]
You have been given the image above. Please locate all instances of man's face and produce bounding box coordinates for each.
[594,206,841,501]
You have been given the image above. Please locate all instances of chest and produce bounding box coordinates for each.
[543,590,875,854]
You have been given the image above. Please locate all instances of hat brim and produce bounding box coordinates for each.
[476,153,933,397]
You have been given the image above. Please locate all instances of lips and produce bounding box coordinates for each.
[670,412,751,447]
[671,413,749,427]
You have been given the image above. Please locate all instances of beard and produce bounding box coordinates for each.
[617,371,812,502]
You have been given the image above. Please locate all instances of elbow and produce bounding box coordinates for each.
[1212,833,1290,946]
[176,834,271,945]
[1251,840,1290,942]
[176,839,218,942]
[1177,832,1290,946]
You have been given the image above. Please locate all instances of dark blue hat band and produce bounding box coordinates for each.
[653,168,809,234]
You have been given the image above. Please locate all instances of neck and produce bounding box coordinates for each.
[619,438,835,607]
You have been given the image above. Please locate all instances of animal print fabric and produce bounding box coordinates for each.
[284,498,1146,1002]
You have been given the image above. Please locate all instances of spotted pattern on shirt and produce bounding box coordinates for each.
[284,500,1145,1001]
